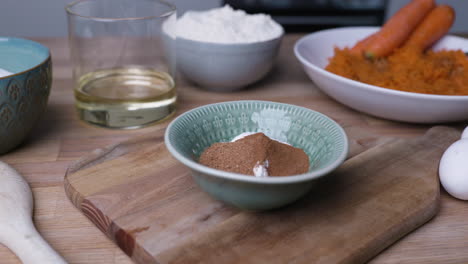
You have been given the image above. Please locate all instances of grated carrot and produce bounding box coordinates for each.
[325,47,468,95]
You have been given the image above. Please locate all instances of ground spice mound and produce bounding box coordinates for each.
[325,47,468,95]
[199,133,309,177]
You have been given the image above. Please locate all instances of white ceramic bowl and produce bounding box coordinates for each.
[294,27,468,124]
[175,35,283,92]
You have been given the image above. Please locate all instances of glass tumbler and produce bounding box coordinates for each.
[66,0,176,129]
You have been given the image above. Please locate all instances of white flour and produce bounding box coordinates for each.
[169,5,283,44]
[0,68,12,78]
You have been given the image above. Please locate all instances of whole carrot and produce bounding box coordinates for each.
[403,5,455,51]
[349,33,377,55]
[364,0,435,59]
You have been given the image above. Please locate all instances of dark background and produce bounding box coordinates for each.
[225,0,387,32]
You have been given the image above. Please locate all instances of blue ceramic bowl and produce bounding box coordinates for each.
[165,101,348,210]
[0,37,52,154]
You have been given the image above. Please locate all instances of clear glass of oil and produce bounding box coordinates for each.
[66,0,176,129]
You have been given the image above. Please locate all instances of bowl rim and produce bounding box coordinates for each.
[293,26,468,100]
[65,0,176,21]
[162,19,284,47]
[175,32,284,47]
[164,100,349,184]
[0,37,51,80]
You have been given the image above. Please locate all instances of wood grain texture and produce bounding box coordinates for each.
[64,126,459,264]
[0,35,466,263]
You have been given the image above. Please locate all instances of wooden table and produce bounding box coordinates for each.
[0,35,467,264]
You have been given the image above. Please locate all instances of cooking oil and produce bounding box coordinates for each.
[74,66,176,129]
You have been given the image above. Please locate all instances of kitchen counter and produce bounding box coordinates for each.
[0,34,467,263]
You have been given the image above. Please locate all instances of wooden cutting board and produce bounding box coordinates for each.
[64,126,459,264]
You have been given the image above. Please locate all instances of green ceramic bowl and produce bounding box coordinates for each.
[0,37,52,154]
[165,100,348,210]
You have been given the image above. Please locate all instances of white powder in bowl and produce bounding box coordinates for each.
[169,5,283,44]
[0,68,12,78]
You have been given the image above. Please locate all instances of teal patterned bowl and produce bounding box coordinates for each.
[0,37,52,154]
[165,101,348,210]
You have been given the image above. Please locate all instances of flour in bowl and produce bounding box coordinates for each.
[168,5,283,44]
[0,68,12,78]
